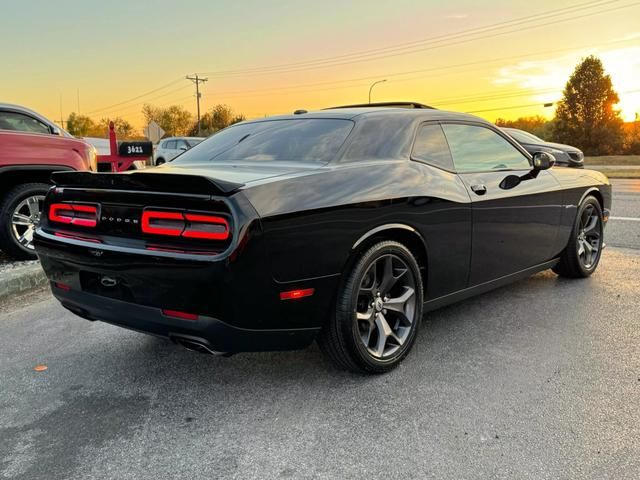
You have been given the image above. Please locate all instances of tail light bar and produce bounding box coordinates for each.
[141,209,230,241]
[49,203,98,228]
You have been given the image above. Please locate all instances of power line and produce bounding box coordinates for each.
[197,36,638,103]
[82,1,638,118]
[84,77,184,115]
[196,0,637,77]
[197,0,618,76]
[465,88,640,114]
[97,90,195,118]
[91,84,193,117]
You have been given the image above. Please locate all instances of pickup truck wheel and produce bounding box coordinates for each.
[0,183,50,260]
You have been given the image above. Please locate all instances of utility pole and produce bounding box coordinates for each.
[186,74,208,135]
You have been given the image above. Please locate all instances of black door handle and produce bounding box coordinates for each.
[470,184,487,195]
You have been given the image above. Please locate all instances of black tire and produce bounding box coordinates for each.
[318,240,424,374]
[0,183,50,260]
[553,195,604,278]
[155,158,165,166]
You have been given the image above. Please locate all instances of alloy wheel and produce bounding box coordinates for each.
[576,203,601,269]
[355,254,417,359]
[11,195,45,251]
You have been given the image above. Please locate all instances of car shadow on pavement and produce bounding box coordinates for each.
[112,269,568,387]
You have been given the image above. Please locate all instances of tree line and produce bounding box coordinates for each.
[65,104,245,140]
[497,55,639,155]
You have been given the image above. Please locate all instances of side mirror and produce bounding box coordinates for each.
[179,146,187,152]
[532,151,555,171]
[51,126,62,136]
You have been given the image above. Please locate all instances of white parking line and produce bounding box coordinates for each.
[610,216,640,222]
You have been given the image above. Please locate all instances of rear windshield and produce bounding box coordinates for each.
[173,119,354,164]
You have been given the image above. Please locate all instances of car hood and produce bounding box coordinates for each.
[521,141,580,153]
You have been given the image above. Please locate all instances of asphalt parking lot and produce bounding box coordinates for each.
[1,180,639,480]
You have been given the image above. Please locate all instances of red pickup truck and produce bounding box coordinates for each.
[0,103,97,259]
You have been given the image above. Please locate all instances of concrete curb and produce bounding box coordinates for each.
[0,262,48,301]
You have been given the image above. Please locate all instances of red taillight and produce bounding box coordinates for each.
[141,210,184,236]
[49,203,98,228]
[54,282,71,291]
[280,288,315,301]
[141,209,230,241]
[162,309,199,321]
[183,214,230,240]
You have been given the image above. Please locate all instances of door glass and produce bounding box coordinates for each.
[0,111,50,134]
[165,140,177,149]
[442,124,531,172]
[412,123,454,170]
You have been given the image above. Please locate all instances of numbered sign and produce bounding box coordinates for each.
[117,141,153,158]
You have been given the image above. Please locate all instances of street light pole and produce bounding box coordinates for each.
[368,79,387,104]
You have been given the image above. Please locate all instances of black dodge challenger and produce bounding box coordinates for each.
[34,105,611,373]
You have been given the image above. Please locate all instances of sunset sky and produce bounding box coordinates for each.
[2,0,639,130]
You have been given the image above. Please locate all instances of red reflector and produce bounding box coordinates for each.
[162,309,199,321]
[49,203,98,227]
[54,282,71,291]
[141,210,184,236]
[54,231,102,243]
[279,288,315,301]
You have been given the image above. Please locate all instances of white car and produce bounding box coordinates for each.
[153,137,204,165]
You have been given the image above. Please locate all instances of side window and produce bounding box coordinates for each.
[411,123,454,171]
[442,124,531,172]
[175,140,188,150]
[0,111,50,134]
[165,140,177,149]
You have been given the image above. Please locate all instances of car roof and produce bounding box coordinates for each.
[162,136,205,141]
[0,102,58,125]
[243,107,489,124]
[0,102,73,137]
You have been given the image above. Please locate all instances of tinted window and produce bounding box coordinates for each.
[175,140,189,149]
[175,119,354,164]
[442,124,530,172]
[412,123,454,170]
[164,140,177,149]
[341,115,413,161]
[0,111,50,134]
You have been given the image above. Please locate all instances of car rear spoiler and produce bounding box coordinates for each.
[50,171,244,196]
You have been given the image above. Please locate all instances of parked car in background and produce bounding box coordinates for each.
[501,127,584,168]
[153,137,204,165]
[35,105,610,373]
[0,103,96,259]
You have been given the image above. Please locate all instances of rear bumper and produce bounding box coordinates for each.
[53,283,320,353]
[35,224,338,352]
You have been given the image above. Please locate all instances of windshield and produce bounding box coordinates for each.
[173,119,354,164]
[505,128,544,144]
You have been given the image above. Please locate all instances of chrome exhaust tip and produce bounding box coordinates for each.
[170,335,227,356]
